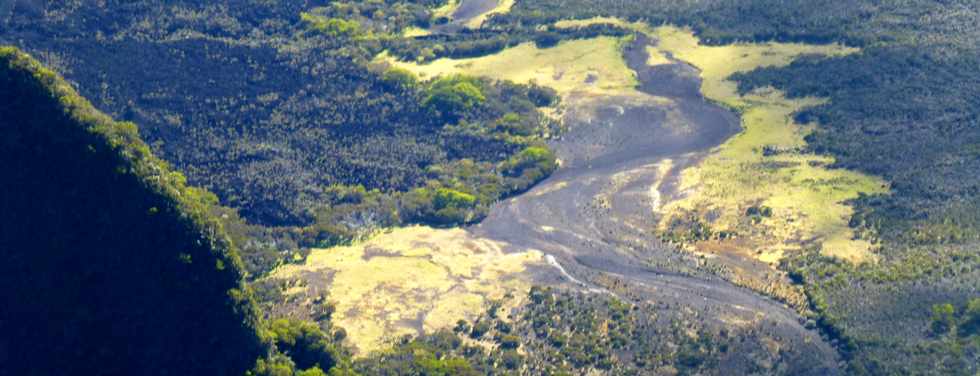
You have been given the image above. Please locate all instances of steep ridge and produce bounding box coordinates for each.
[0,48,263,376]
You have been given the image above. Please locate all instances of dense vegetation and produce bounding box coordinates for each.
[0,47,264,376]
[0,1,557,227]
[354,287,831,375]
[249,318,359,376]
[0,1,560,277]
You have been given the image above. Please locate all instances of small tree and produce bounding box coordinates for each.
[930,303,956,335]
[268,319,341,371]
[296,367,327,376]
[382,68,417,89]
[470,321,491,339]
[454,319,471,334]
[499,334,520,349]
[423,75,485,121]
[500,350,524,369]
[961,298,980,336]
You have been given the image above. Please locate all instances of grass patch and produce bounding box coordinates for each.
[270,226,544,355]
[649,26,858,110]
[645,46,672,66]
[402,26,431,38]
[648,26,888,264]
[379,36,639,99]
[432,0,460,19]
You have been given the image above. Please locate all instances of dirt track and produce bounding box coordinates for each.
[468,34,844,373]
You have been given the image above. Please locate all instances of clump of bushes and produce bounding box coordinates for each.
[424,75,487,122]
[501,145,558,183]
[402,186,479,225]
[249,319,358,376]
[301,12,362,37]
[930,298,980,337]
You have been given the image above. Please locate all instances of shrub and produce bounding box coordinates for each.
[962,298,980,336]
[434,188,477,209]
[499,334,521,349]
[501,146,557,180]
[382,67,418,89]
[500,350,524,369]
[930,303,956,335]
[268,319,341,371]
[496,112,537,136]
[470,321,491,339]
[424,75,486,121]
[301,13,361,36]
[534,31,562,48]
[526,84,559,107]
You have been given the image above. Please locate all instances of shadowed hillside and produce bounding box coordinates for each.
[0,47,264,376]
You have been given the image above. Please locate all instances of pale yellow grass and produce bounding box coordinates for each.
[432,0,460,19]
[649,25,858,110]
[401,26,431,38]
[647,26,887,263]
[380,36,640,99]
[646,46,672,66]
[272,226,544,355]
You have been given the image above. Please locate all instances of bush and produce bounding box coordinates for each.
[268,319,341,371]
[434,188,477,209]
[424,75,486,121]
[454,319,471,333]
[930,303,957,335]
[302,13,361,37]
[526,84,559,107]
[500,350,524,369]
[501,146,558,186]
[470,321,491,339]
[248,354,297,376]
[399,186,481,225]
[496,112,537,136]
[382,67,418,89]
[296,367,327,376]
[962,298,980,336]
[499,335,521,349]
[534,31,562,48]
[415,357,475,376]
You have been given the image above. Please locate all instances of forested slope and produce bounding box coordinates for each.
[0,47,264,376]
[0,1,556,230]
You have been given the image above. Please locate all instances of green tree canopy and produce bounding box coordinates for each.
[424,75,486,121]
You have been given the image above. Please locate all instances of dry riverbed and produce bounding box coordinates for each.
[264,18,885,373]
